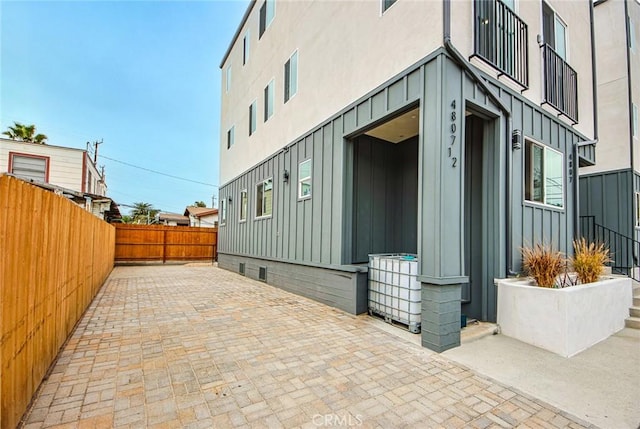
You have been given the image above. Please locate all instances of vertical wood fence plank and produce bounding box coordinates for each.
[0,175,115,429]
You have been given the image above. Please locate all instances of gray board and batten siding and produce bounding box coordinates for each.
[218,49,593,334]
[580,169,636,241]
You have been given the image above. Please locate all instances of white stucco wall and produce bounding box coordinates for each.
[220,0,596,184]
[582,0,639,175]
[220,0,443,184]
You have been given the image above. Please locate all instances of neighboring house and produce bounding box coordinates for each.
[579,0,639,275]
[218,0,597,352]
[0,138,119,221]
[157,212,190,226]
[184,206,219,228]
[0,138,107,196]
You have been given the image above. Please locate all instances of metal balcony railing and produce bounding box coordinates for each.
[542,44,578,123]
[473,0,529,88]
[579,216,640,281]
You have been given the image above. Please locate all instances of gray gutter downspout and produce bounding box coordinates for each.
[573,0,601,239]
[625,0,634,191]
[442,0,516,275]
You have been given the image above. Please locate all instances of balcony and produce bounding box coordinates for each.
[473,0,529,88]
[541,44,578,123]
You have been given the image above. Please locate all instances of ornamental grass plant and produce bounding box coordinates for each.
[521,243,565,288]
[571,238,611,284]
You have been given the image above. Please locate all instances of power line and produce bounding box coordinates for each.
[99,154,218,188]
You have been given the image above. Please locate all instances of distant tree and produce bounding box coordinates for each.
[130,202,159,224]
[120,215,134,224]
[194,201,206,207]
[3,121,48,144]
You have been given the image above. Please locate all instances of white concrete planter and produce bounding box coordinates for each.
[496,276,632,357]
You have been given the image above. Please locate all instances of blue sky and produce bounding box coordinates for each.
[1,0,249,215]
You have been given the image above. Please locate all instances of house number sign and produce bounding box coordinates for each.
[449,99,458,168]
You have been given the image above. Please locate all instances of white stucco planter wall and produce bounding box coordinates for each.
[496,276,632,357]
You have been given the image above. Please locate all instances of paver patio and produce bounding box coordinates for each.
[22,265,595,428]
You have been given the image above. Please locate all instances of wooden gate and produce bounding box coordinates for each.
[115,224,217,263]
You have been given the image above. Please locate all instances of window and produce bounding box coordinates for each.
[525,140,564,208]
[284,51,298,103]
[243,31,250,65]
[220,198,227,225]
[630,17,636,52]
[382,0,397,13]
[259,0,275,38]
[636,192,640,228]
[256,178,273,218]
[249,101,257,136]
[227,126,235,149]
[226,66,232,92]
[633,103,638,138]
[542,2,567,60]
[298,159,311,199]
[240,189,248,221]
[264,79,274,122]
[9,153,49,183]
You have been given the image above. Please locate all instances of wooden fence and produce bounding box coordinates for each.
[114,224,217,263]
[0,175,115,428]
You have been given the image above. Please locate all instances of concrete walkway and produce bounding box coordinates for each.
[23,265,599,428]
[443,329,640,429]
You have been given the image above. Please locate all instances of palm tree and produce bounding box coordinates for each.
[2,121,48,144]
[130,202,159,224]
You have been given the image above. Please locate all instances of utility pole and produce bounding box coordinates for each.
[93,139,103,163]
[211,195,217,208]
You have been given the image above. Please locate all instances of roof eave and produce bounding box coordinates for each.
[219,0,257,69]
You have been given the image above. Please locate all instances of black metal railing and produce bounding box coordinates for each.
[473,0,529,88]
[542,44,578,123]
[579,215,640,281]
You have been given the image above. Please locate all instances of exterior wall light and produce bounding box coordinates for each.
[512,129,522,150]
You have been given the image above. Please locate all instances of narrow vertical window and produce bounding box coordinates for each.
[542,2,567,60]
[298,159,311,199]
[227,126,234,149]
[259,3,266,38]
[284,51,298,103]
[554,17,567,60]
[226,66,232,92]
[630,17,636,52]
[249,101,257,136]
[220,198,227,225]
[266,0,275,27]
[264,79,274,122]
[240,189,248,221]
[243,31,250,65]
[259,0,275,38]
[382,0,397,13]
[256,178,273,218]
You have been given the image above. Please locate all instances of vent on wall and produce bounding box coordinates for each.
[239,262,245,275]
[258,266,267,282]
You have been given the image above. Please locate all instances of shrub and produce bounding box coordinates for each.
[571,238,611,284]
[521,244,565,288]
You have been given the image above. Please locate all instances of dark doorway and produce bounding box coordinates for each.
[462,115,486,320]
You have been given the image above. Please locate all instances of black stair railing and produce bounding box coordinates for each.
[579,215,640,281]
[542,44,578,123]
[473,0,529,88]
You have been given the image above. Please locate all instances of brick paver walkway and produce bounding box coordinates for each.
[22,266,594,428]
